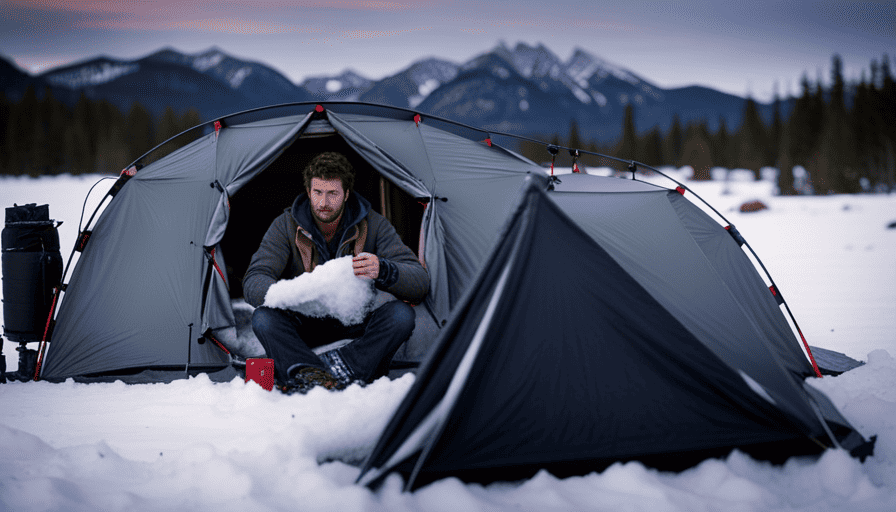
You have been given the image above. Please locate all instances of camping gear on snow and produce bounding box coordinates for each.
[1,203,63,382]
[245,358,275,391]
[23,101,870,483]
[357,177,875,491]
[39,102,545,380]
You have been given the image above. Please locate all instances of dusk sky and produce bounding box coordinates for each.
[2,1,894,102]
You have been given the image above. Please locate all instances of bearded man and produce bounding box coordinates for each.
[243,152,429,393]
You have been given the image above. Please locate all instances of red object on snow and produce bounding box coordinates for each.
[739,200,769,213]
[246,358,275,391]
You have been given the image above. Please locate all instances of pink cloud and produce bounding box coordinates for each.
[12,0,430,17]
[8,0,435,33]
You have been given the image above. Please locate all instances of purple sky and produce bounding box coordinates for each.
[2,1,894,102]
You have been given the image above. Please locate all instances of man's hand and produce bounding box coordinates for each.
[352,252,379,280]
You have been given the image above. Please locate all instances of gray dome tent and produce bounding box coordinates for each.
[41,103,547,379]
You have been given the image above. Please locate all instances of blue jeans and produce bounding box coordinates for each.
[251,300,416,384]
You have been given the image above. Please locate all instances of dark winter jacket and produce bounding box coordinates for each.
[243,191,429,308]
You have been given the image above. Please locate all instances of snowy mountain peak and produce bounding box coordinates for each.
[145,48,185,63]
[228,67,252,88]
[334,70,372,89]
[566,47,642,86]
[565,47,664,102]
[511,42,563,79]
[193,50,226,72]
[302,70,373,100]
[41,58,139,89]
[407,58,459,84]
[405,58,460,108]
[486,41,563,79]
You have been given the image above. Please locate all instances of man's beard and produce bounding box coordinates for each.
[312,201,346,224]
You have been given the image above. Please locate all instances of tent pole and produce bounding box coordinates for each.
[807,398,842,450]
[185,323,193,377]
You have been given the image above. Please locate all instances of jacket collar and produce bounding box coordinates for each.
[290,190,372,249]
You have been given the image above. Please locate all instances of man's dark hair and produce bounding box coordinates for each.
[303,152,355,192]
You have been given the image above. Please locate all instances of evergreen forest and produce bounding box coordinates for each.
[3,54,894,195]
[516,54,895,194]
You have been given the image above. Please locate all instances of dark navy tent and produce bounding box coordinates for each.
[357,178,873,491]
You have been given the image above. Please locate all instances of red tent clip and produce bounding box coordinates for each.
[569,149,581,173]
[769,284,785,305]
[315,104,325,113]
[414,114,421,126]
[214,120,222,138]
[209,247,227,283]
[483,138,492,147]
[675,186,686,195]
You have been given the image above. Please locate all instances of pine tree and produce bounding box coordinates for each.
[618,104,637,160]
[180,108,201,133]
[712,115,731,170]
[67,93,96,175]
[662,114,683,167]
[881,54,896,190]
[735,96,765,179]
[93,100,129,173]
[804,79,828,192]
[851,71,880,189]
[4,85,39,175]
[126,102,155,165]
[26,89,52,175]
[567,118,582,150]
[516,137,551,166]
[640,126,663,167]
[786,75,816,189]
[776,121,797,195]
[767,87,784,168]
[149,106,183,164]
[681,120,713,180]
[0,92,10,173]
[816,54,860,193]
[38,87,67,175]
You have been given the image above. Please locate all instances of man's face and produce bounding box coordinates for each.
[307,177,348,224]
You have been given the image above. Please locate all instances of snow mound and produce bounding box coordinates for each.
[263,256,375,325]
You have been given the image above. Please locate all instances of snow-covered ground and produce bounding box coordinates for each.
[1,169,895,512]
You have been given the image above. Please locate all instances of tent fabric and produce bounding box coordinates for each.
[550,173,816,379]
[205,113,313,248]
[358,178,872,491]
[328,110,547,320]
[41,103,544,379]
[547,189,814,405]
[44,133,230,377]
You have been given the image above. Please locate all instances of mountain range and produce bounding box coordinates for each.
[1,42,787,144]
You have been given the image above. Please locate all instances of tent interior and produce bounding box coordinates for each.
[213,124,441,373]
[220,129,426,300]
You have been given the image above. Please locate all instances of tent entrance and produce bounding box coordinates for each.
[220,132,425,300]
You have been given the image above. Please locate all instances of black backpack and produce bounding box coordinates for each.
[2,203,64,343]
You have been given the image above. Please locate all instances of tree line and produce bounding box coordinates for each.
[3,53,894,194]
[518,54,896,194]
[1,88,200,177]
